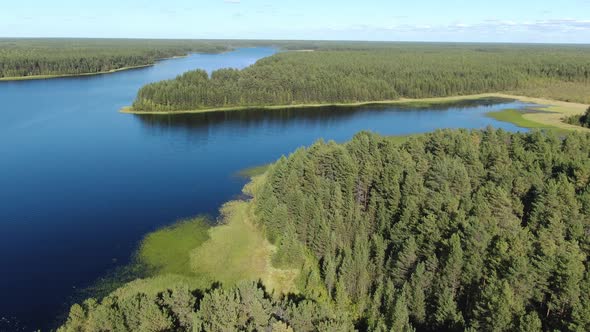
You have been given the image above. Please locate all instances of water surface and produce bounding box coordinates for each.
[0,47,533,330]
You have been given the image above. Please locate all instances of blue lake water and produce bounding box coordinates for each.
[0,47,533,330]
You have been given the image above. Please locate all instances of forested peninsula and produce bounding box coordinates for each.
[60,128,590,331]
[130,44,590,114]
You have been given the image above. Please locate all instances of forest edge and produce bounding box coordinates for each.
[120,93,590,133]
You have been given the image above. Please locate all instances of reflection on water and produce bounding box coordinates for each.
[135,97,526,143]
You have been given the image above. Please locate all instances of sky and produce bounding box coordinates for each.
[1,0,590,43]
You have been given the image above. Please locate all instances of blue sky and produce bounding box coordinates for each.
[1,0,590,43]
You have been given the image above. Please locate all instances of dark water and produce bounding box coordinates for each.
[0,47,532,331]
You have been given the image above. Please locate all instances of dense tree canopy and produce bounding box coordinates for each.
[60,128,590,331]
[0,39,234,78]
[253,128,590,331]
[132,45,590,112]
[58,282,354,332]
[0,39,412,79]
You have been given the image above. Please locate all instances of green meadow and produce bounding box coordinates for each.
[485,109,571,136]
[138,217,211,276]
[486,109,551,128]
[88,174,298,302]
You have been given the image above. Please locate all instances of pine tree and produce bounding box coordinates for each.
[392,236,418,286]
[390,286,416,332]
[472,280,522,332]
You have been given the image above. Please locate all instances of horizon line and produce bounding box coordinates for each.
[0,36,589,46]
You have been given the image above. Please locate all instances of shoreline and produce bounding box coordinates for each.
[0,47,282,82]
[120,93,590,132]
[0,53,198,82]
[0,63,157,81]
[121,94,507,115]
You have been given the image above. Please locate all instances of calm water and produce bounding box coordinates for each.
[0,47,532,331]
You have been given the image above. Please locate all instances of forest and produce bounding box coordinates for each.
[131,44,590,112]
[0,39,404,79]
[59,128,590,331]
[58,281,354,332]
[0,39,235,78]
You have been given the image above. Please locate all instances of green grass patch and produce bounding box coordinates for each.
[486,109,570,136]
[75,218,210,303]
[486,109,547,128]
[81,176,297,305]
[236,164,271,178]
[118,196,297,295]
[138,217,210,276]
[190,201,275,285]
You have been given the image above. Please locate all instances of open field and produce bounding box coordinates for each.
[190,199,298,293]
[486,109,553,129]
[492,94,590,132]
[485,109,572,137]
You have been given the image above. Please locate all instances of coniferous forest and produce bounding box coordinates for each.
[131,44,590,112]
[0,39,234,78]
[59,128,590,331]
[4,0,590,329]
[0,39,411,79]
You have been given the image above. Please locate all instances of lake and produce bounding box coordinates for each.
[0,47,532,330]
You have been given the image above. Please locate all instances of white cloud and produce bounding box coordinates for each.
[375,19,590,34]
[297,18,590,43]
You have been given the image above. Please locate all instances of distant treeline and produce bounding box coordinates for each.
[0,39,237,78]
[0,39,415,79]
[132,44,590,112]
